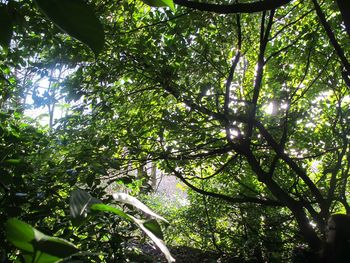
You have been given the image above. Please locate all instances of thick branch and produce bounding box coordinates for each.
[247,10,274,138]
[224,14,242,142]
[173,0,292,14]
[224,47,241,115]
[160,144,235,160]
[336,0,350,37]
[311,0,350,74]
[254,120,325,205]
[243,147,321,250]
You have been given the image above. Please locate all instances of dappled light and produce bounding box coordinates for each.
[1,0,350,262]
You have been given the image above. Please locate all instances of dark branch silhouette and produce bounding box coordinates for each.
[173,0,292,14]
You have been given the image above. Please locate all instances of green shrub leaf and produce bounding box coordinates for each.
[34,0,104,55]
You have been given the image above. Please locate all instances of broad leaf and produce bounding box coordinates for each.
[132,216,175,263]
[5,218,35,252]
[90,203,131,221]
[112,192,168,223]
[35,237,79,258]
[141,0,175,12]
[22,254,34,263]
[143,219,164,239]
[34,0,104,55]
[88,201,173,263]
[29,251,61,263]
[70,189,101,224]
[5,219,79,263]
[0,4,13,52]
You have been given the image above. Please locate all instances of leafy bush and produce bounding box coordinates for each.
[5,189,174,263]
[144,188,297,262]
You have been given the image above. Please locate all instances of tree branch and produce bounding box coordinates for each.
[253,120,325,206]
[247,10,274,139]
[173,0,292,14]
[311,0,350,74]
[336,0,350,37]
[165,159,283,206]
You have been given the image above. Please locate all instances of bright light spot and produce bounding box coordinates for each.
[310,160,321,173]
[281,103,289,110]
[230,129,239,137]
[38,78,50,87]
[265,102,275,115]
[305,122,315,128]
[343,95,350,104]
[310,221,316,228]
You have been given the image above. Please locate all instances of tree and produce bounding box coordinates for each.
[1,0,350,261]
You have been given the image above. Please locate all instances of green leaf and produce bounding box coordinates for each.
[132,216,175,263]
[90,203,131,221]
[141,0,175,12]
[3,159,22,165]
[69,189,101,224]
[0,4,13,52]
[35,237,79,258]
[87,196,173,262]
[30,251,61,263]
[112,192,168,223]
[34,0,104,55]
[6,219,79,263]
[143,219,164,239]
[5,218,35,252]
[22,254,34,263]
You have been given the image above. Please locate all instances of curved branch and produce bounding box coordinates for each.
[311,0,350,74]
[173,0,293,14]
[165,160,283,206]
[253,120,325,205]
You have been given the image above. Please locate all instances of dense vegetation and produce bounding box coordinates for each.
[1,0,350,262]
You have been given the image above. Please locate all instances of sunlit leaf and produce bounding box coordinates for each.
[5,218,35,252]
[132,216,175,263]
[90,203,131,221]
[5,219,79,262]
[88,195,173,262]
[112,192,168,223]
[34,0,104,55]
[141,0,175,12]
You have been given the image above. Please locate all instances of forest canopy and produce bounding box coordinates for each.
[1,0,350,262]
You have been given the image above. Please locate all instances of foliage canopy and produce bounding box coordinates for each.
[1,0,350,261]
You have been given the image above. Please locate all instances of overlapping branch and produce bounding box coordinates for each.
[173,0,292,14]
